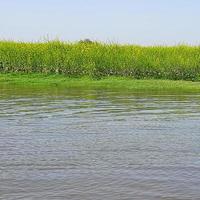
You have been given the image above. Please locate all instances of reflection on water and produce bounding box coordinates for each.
[0,84,200,200]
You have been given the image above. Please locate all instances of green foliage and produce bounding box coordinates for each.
[0,41,200,81]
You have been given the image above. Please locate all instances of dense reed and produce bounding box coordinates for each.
[0,40,200,80]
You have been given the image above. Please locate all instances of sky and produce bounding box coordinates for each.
[0,0,200,45]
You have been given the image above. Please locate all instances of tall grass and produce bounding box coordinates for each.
[0,40,200,80]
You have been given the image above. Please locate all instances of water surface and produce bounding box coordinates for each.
[0,85,200,200]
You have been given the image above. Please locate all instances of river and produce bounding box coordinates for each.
[0,85,200,200]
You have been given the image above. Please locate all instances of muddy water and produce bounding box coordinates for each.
[0,85,200,200]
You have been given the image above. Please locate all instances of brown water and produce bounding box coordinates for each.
[0,85,200,200]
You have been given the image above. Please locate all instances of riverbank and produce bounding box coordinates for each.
[1,73,200,93]
[0,41,200,81]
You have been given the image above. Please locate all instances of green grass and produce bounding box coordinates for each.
[1,73,200,93]
[0,40,200,81]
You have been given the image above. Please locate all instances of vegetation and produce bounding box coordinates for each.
[1,73,200,93]
[0,40,200,81]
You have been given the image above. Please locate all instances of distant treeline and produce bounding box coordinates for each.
[0,40,200,81]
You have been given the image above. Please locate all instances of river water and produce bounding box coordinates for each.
[0,85,200,200]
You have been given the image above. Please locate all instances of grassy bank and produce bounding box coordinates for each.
[1,73,200,93]
[0,41,200,81]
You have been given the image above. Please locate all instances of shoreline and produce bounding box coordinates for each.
[1,73,200,93]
